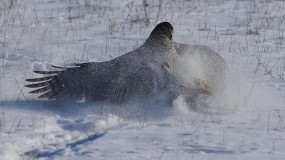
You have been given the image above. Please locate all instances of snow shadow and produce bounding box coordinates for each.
[0,99,175,122]
[23,131,107,159]
[180,144,235,155]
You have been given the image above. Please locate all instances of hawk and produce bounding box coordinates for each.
[25,22,226,105]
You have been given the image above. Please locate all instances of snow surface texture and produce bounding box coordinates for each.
[0,0,285,159]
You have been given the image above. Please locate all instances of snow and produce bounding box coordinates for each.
[1,0,285,159]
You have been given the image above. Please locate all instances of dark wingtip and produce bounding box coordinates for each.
[25,76,55,82]
[33,70,61,74]
[25,81,51,88]
[25,84,35,88]
[25,79,34,82]
[38,91,54,99]
[26,78,43,82]
[51,65,67,69]
[29,86,51,94]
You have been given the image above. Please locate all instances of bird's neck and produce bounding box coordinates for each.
[144,35,172,49]
[143,36,177,62]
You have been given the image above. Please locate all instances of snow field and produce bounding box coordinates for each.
[0,0,285,159]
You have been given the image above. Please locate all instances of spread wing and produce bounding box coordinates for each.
[25,63,96,100]
[25,60,163,102]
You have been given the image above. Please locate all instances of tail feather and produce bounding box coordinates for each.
[38,90,55,99]
[29,86,51,94]
[51,65,67,69]
[34,70,62,74]
[26,76,55,82]
[51,65,80,69]
[25,81,51,88]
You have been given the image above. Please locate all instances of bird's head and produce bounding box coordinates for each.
[150,22,174,40]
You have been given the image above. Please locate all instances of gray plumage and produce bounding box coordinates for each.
[25,22,226,104]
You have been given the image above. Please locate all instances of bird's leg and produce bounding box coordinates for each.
[193,78,211,94]
[180,82,192,90]
[179,78,211,94]
[162,61,172,73]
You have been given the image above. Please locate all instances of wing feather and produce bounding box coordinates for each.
[25,63,95,100]
[26,76,55,82]
[38,91,55,99]
[29,86,52,94]
[25,80,51,88]
[34,70,62,74]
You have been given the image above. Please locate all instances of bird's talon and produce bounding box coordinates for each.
[162,61,172,73]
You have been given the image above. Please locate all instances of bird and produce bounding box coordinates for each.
[25,22,226,105]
